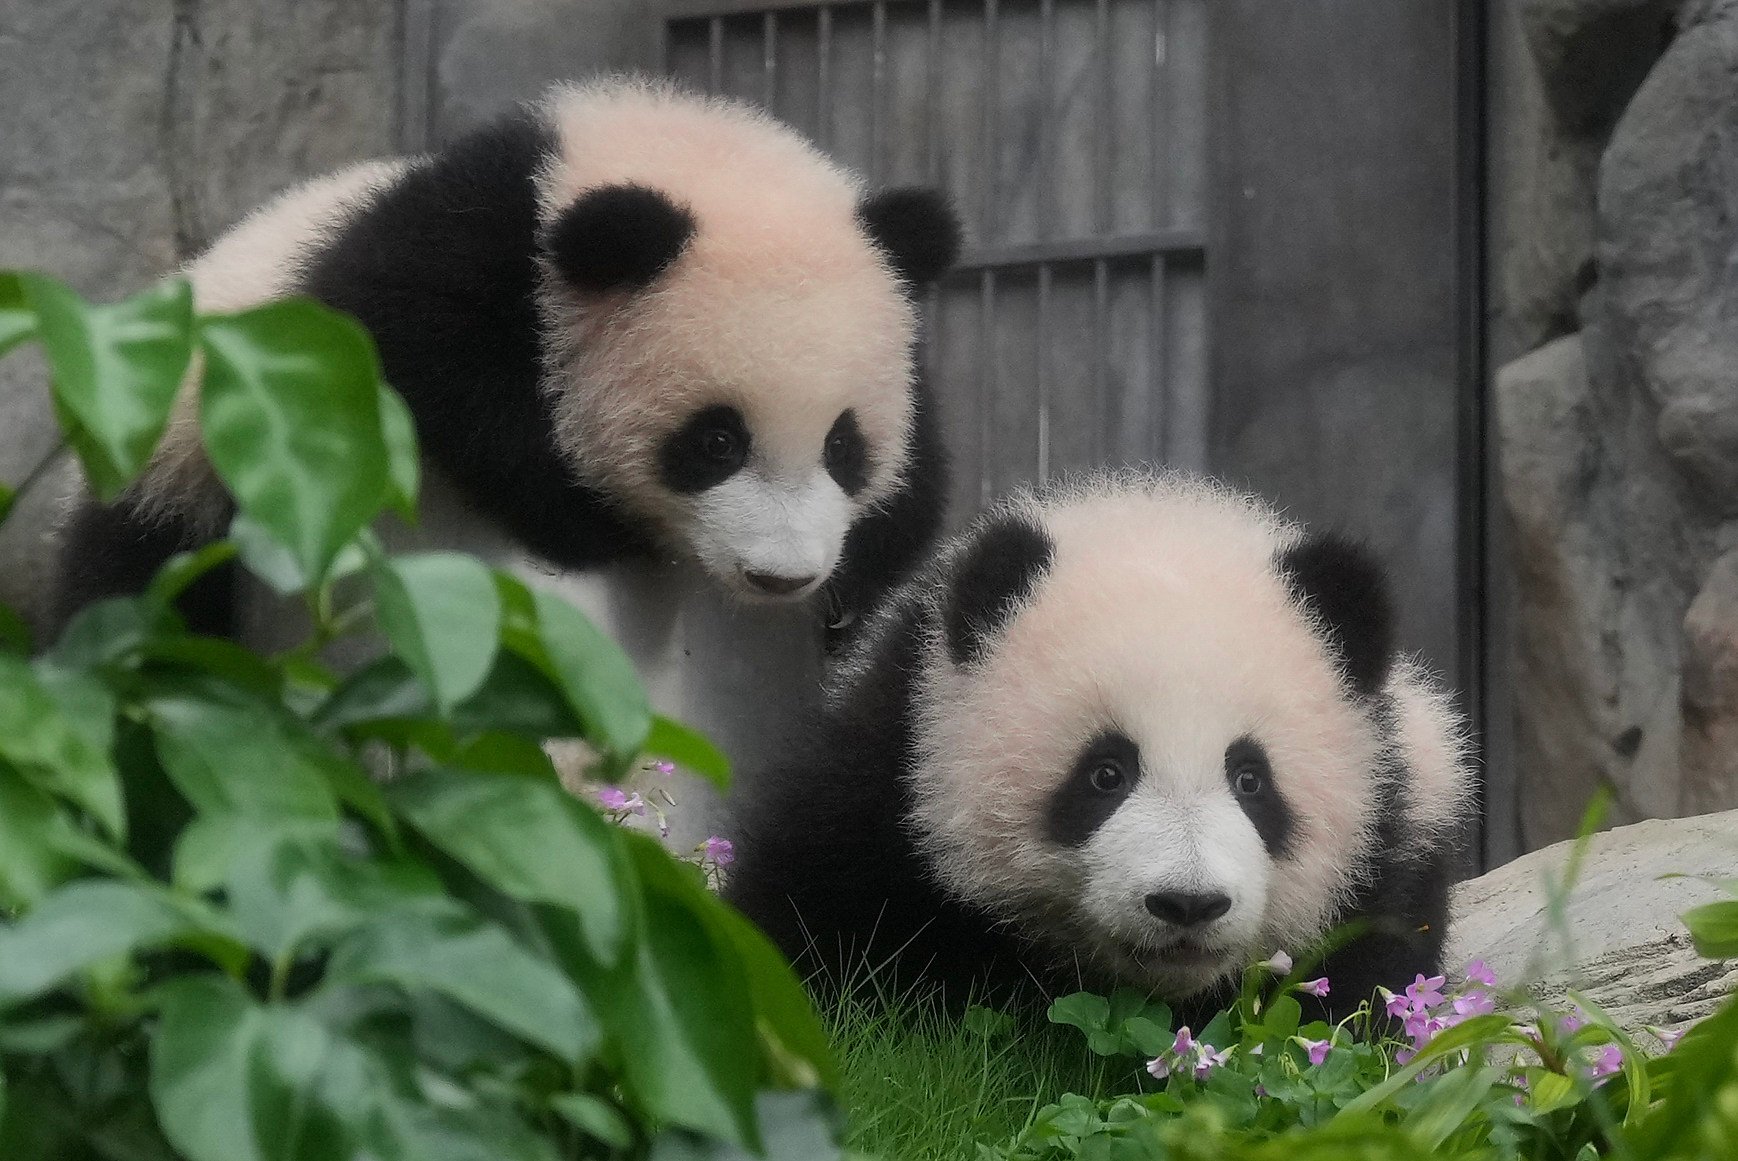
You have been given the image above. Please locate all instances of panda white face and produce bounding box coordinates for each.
[909,479,1386,998]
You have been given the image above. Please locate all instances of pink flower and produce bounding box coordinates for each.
[1453,990,1495,1018]
[1296,977,1330,998]
[1464,959,1497,987]
[1405,974,1446,1010]
[596,786,645,815]
[1266,950,1294,975]
[1560,1013,1584,1036]
[1588,1044,1623,1080]
[1395,1046,1416,1066]
[1652,1025,1686,1051]
[1193,1045,1231,1080]
[653,760,676,776]
[1300,1037,1332,1066]
[1380,987,1411,1020]
[1171,1026,1196,1058]
[702,835,735,866]
[1145,1055,1171,1080]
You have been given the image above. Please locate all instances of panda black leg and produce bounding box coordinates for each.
[52,499,238,642]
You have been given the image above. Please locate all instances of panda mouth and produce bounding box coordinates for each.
[1120,938,1231,973]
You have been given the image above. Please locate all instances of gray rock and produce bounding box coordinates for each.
[1681,550,1738,814]
[1520,0,1676,134]
[1447,811,1738,1035]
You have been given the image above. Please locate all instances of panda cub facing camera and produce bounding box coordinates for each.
[725,472,1475,1023]
[52,77,961,647]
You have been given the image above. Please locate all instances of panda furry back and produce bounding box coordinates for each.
[51,77,960,646]
[725,472,1475,1022]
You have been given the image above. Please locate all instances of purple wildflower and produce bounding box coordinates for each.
[1171,1026,1196,1058]
[1266,950,1294,975]
[1194,1045,1231,1080]
[702,835,735,866]
[1588,1044,1623,1080]
[653,760,676,776]
[1464,959,1497,987]
[1453,990,1494,1018]
[1301,1037,1332,1066]
[1405,974,1446,1010]
[1652,1025,1686,1052]
[1380,987,1411,1020]
[597,786,645,815]
[1296,977,1330,998]
[1145,1055,1172,1081]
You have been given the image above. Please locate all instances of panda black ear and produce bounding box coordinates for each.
[1277,531,1395,697]
[858,187,963,287]
[944,514,1054,667]
[545,183,697,294]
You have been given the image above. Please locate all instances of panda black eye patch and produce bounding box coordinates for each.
[1045,730,1142,847]
[823,410,870,495]
[1224,736,1294,857]
[658,405,750,494]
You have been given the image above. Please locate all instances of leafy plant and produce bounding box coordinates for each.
[0,272,839,1160]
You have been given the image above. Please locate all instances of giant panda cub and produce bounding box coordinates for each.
[52,76,960,650]
[726,472,1474,1022]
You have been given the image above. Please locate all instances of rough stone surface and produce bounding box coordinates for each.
[1447,811,1738,1035]
[1680,550,1738,814]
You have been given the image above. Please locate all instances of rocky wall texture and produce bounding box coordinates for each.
[1493,0,1738,847]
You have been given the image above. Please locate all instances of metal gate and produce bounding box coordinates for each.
[660,0,1208,523]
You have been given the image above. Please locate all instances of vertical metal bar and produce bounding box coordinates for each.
[1037,261,1052,484]
[708,16,725,94]
[981,0,1000,244]
[1095,0,1112,235]
[818,6,834,149]
[1038,0,1054,242]
[979,269,996,508]
[1093,257,1109,463]
[762,11,778,111]
[927,0,943,185]
[398,0,436,151]
[871,1,888,183]
[1151,0,1170,228]
[1148,253,1166,460]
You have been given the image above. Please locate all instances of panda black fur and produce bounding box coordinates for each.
[725,472,1474,1023]
[51,78,960,644]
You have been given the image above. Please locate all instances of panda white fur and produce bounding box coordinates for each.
[726,472,1474,1022]
[51,76,961,648]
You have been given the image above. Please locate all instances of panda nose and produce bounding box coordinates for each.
[1144,890,1232,928]
[745,570,817,597]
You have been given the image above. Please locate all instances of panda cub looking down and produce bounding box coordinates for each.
[726,473,1474,1021]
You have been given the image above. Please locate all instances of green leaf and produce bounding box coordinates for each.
[20,274,193,500]
[389,767,631,966]
[710,901,838,1091]
[451,649,588,739]
[150,976,372,1161]
[1627,993,1738,1158]
[0,601,30,654]
[44,596,156,668]
[549,1093,634,1149]
[147,540,239,609]
[0,272,35,356]
[147,686,340,819]
[643,715,731,791]
[648,1090,844,1161]
[0,879,227,1008]
[1049,993,1121,1056]
[374,553,500,713]
[0,653,123,838]
[1684,900,1738,959]
[0,771,79,908]
[328,904,598,1063]
[572,837,761,1151]
[198,299,389,586]
[377,383,420,522]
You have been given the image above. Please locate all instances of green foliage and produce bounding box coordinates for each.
[0,273,840,1160]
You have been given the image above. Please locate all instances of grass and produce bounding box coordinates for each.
[825,982,1127,1161]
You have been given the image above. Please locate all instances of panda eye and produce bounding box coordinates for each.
[701,426,741,462]
[1232,766,1264,796]
[823,410,869,495]
[1089,760,1126,793]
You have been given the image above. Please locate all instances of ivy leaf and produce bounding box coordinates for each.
[0,654,123,839]
[198,299,389,587]
[374,553,501,713]
[389,767,632,967]
[327,904,599,1064]
[18,274,193,500]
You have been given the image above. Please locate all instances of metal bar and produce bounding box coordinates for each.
[708,15,725,92]
[981,0,1000,243]
[927,0,942,185]
[1148,252,1166,459]
[1037,261,1051,484]
[1038,0,1054,241]
[1094,0,1112,234]
[398,0,436,150]
[664,0,892,17]
[979,269,996,508]
[763,11,779,109]
[1092,257,1109,463]
[1152,0,1170,227]
[871,1,887,183]
[818,6,833,149]
[949,228,1204,273]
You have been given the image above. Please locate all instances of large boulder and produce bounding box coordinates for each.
[1447,811,1738,1035]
